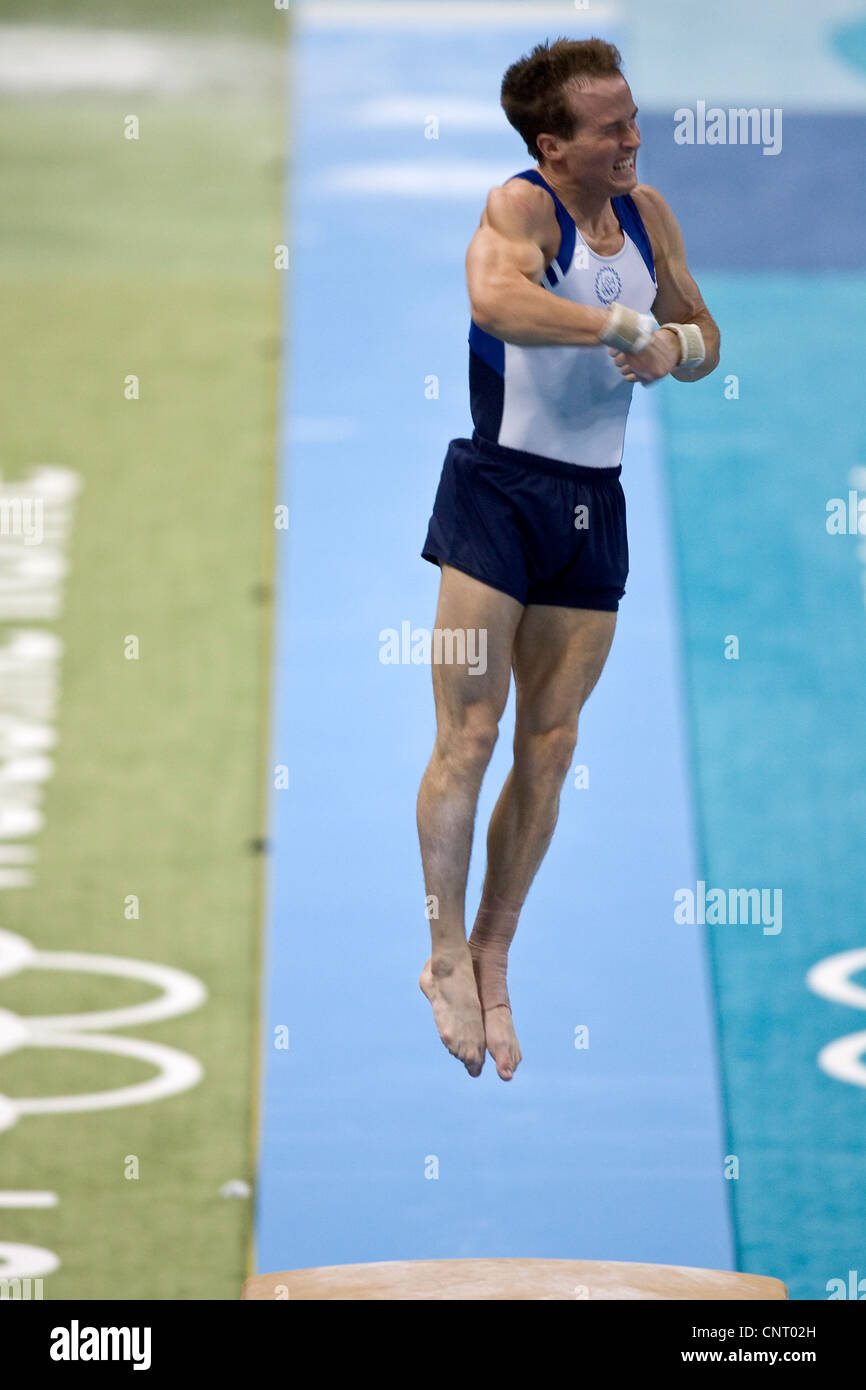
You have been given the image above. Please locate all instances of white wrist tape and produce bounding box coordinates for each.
[661,322,705,369]
[600,303,656,354]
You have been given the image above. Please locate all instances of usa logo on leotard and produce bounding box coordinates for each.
[595,266,623,305]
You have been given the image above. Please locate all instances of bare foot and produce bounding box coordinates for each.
[419,949,486,1077]
[468,944,522,1081]
[477,1001,522,1081]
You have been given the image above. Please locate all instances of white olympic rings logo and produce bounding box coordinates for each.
[0,927,206,1283]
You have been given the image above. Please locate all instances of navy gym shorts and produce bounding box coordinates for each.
[421,432,629,611]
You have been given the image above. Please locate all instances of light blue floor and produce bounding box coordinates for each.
[254,4,732,1276]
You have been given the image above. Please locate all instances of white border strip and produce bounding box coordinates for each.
[299,2,620,29]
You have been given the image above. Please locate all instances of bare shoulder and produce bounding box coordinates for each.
[630,182,676,223]
[629,183,683,258]
[482,176,559,249]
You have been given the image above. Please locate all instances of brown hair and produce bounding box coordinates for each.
[501,37,624,161]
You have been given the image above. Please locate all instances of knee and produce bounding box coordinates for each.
[514,725,578,784]
[437,711,499,776]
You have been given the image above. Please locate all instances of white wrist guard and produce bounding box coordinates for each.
[661,321,705,369]
[599,303,656,353]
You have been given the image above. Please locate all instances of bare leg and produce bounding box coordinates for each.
[470,604,617,1078]
[416,565,523,1076]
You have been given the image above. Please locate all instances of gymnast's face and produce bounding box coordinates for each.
[540,74,640,193]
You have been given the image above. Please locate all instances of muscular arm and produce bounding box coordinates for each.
[631,184,721,382]
[466,180,609,346]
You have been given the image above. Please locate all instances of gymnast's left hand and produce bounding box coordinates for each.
[607,327,680,385]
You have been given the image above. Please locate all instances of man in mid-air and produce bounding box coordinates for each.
[417,38,719,1080]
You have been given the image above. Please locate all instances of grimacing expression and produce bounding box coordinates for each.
[540,75,640,191]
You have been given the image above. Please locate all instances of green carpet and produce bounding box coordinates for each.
[0,11,284,1300]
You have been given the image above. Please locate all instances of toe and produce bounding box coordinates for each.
[489,1041,514,1080]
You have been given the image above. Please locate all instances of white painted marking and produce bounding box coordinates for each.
[0,870,36,888]
[0,1192,58,1208]
[0,930,36,980]
[0,24,281,95]
[13,1030,204,1116]
[0,468,79,887]
[806,948,866,1010]
[220,1179,251,1199]
[318,159,514,197]
[0,1007,31,1056]
[808,949,866,1088]
[0,1242,59,1278]
[28,949,207,1032]
[816,1031,866,1089]
[0,930,207,1132]
[300,2,619,29]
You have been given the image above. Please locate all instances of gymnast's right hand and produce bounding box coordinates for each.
[598,302,656,354]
